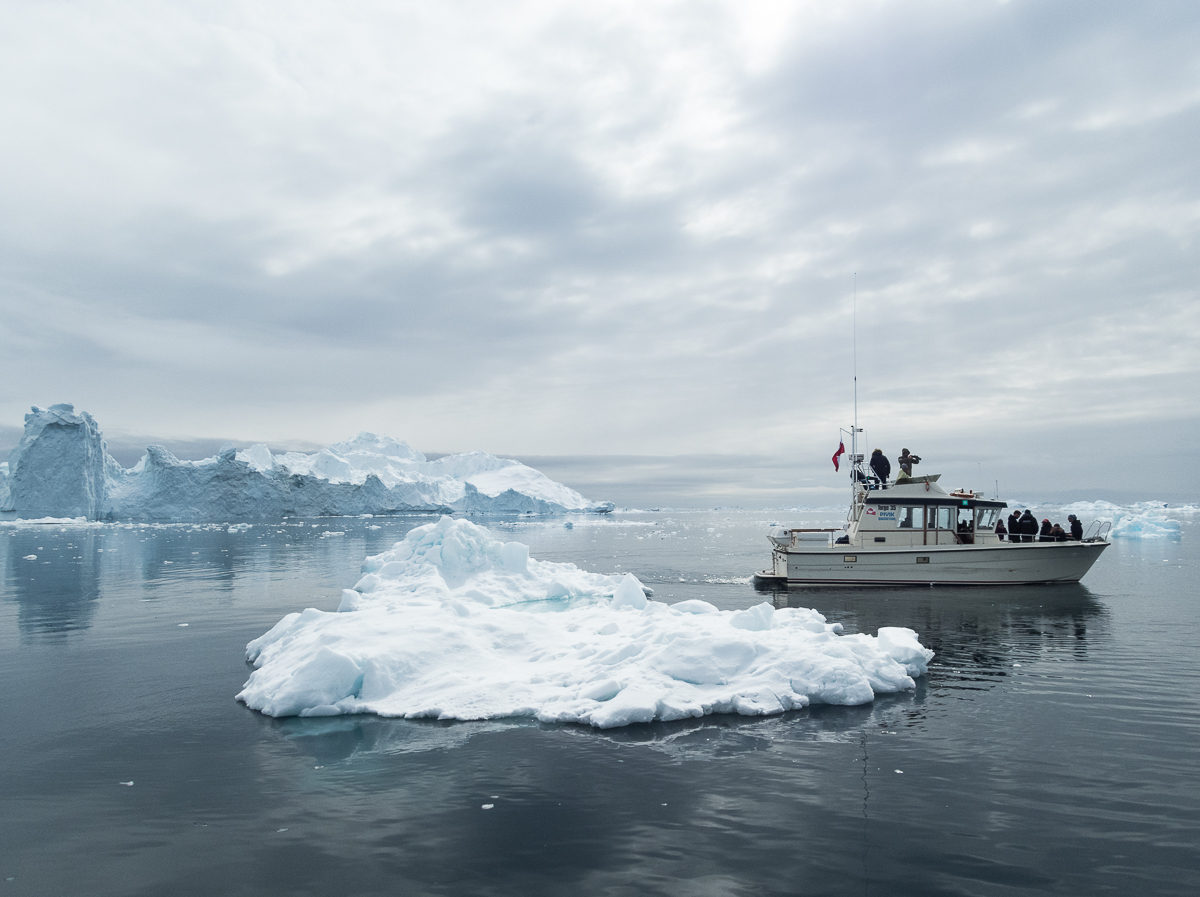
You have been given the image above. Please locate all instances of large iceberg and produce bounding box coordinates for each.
[0,405,612,520]
[236,517,933,727]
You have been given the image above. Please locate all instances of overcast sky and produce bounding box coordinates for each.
[1,1,1197,505]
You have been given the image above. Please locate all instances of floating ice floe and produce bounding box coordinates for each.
[236,517,934,728]
[1056,501,1185,540]
[1,404,612,520]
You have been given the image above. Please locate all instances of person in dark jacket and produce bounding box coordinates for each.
[1068,515,1083,541]
[869,449,891,488]
[1039,518,1054,542]
[1019,510,1038,542]
[897,448,921,480]
[1051,523,1067,541]
[996,519,1008,541]
[1008,511,1021,541]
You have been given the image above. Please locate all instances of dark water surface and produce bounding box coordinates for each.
[2,510,1197,896]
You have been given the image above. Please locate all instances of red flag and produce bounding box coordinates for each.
[832,441,845,472]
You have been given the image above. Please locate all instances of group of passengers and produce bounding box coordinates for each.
[867,448,920,486]
[996,510,1084,542]
[863,447,1087,542]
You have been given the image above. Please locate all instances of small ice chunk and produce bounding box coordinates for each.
[671,599,718,615]
[611,573,648,610]
[578,679,622,702]
[730,602,774,631]
[337,589,363,612]
[876,627,935,676]
[500,541,529,574]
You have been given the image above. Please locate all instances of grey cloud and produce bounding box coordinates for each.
[0,1,1197,498]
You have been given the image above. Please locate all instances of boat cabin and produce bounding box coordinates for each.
[845,475,1007,548]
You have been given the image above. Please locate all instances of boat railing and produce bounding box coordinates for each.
[770,528,839,548]
[1083,520,1112,542]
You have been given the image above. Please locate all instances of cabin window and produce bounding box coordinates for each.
[933,507,953,530]
[976,507,999,529]
[896,506,924,529]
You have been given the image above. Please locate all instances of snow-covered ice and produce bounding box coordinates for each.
[1055,501,1187,540]
[1,405,612,520]
[236,517,934,728]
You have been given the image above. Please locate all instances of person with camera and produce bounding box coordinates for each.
[896,448,922,481]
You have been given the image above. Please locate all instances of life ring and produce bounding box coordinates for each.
[925,482,931,492]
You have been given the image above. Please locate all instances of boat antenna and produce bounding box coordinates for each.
[848,273,866,493]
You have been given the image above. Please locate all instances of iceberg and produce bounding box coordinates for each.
[2,404,111,518]
[1056,500,1185,540]
[1,405,612,520]
[236,517,933,727]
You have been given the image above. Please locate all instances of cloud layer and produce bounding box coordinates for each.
[2,1,1197,501]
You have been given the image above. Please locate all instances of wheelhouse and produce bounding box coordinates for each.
[853,483,1007,546]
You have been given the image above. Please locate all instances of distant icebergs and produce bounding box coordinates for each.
[1056,500,1187,540]
[0,404,612,520]
[236,517,934,727]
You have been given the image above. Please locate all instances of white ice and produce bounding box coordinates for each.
[1,404,612,520]
[236,517,934,728]
[1054,500,1188,539]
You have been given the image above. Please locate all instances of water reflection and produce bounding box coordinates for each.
[134,525,252,597]
[3,527,102,637]
[1,519,416,638]
[267,688,934,766]
[271,715,533,764]
[773,582,1108,680]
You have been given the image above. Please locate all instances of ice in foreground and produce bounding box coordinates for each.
[237,518,933,728]
[0,404,612,519]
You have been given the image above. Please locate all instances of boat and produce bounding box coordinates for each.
[753,428,1110,588]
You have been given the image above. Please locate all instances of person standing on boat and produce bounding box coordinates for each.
[1019,509,1038,542]
[896,448,921,481]
[1039,518,1054,542]
[996,518,1008,541]
[1008,510,1021,541]
[869,449,891,488]
[1069,515,1084,541]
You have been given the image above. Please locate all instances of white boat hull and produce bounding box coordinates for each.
[757,541,1110,587]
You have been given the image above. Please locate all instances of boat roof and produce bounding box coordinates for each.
[860,475,1007,508]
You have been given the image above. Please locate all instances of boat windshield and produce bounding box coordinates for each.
[976,507,999,529]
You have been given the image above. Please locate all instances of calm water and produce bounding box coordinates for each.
[1,510,1197,896]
